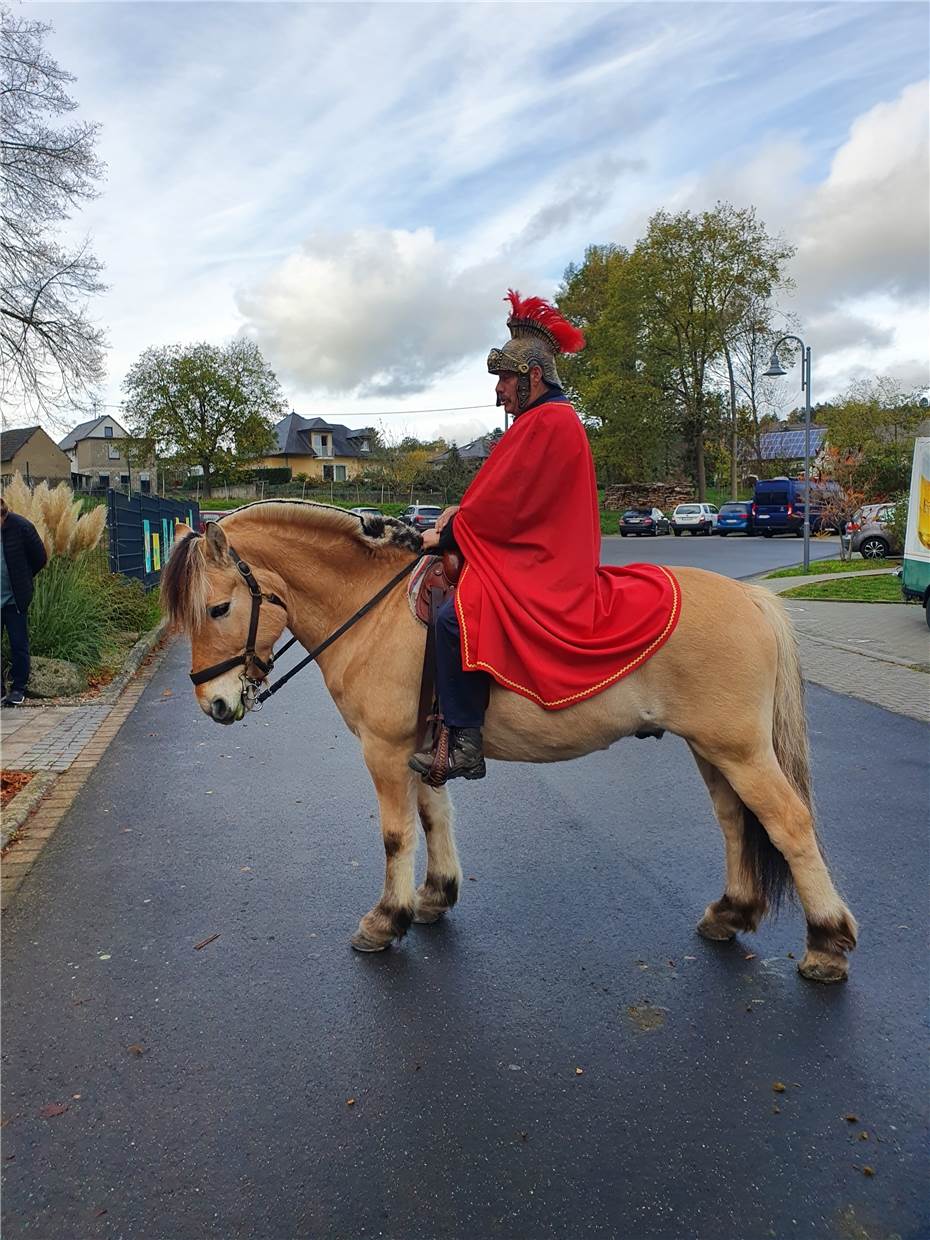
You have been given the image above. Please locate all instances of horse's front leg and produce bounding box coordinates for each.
[414,784,462,924]
[352,738,419,952]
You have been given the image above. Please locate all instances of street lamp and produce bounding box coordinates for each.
[764,335,813,572]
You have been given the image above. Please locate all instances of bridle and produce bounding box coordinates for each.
[189,544,286,694]
[188,540,424,712]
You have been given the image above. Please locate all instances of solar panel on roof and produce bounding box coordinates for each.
[757,427,825,459]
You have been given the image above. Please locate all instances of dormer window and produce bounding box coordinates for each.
[311,432,332,457]
[359,438,370,452]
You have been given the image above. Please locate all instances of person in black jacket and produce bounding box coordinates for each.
[1,497,48,706]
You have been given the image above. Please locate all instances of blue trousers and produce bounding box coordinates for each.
[1,604,30,692]
[435,596,490,729]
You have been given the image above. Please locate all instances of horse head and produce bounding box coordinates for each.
[161,520,290,724]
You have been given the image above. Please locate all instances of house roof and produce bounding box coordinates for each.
[431,436,492,464]
[757,426,826,461]
[0,426,41,463]
[271,413,374,459]
[58,414,129,451]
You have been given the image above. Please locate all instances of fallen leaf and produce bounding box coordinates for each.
[71,1093,82,1100]
[844,1113,859,1123]
[862,1166,875,1177]
[38,1102,69,1118]
[772,1082,786,1093]
[161,689,173,698]
[126,1043,145,1056]
[467,876,477,882]
[575,1067,584,1075]
[858,1131,869,1141]
[744,953,757,961]
[786,951,795,959]
[95,1208,108,1217]
[194,933,220,951]
[346,1098,356,1106]
[772,1105,781,1114]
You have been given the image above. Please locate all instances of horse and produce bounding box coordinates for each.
[160,500,858,982]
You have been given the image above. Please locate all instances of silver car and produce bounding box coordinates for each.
[846,503,900,559]
[671,502,719,535]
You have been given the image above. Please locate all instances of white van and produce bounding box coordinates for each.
[901,437,930,628]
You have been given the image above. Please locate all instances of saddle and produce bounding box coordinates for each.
[410,551,461,748]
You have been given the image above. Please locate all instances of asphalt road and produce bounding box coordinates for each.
[3,536,927,1240]
[599,530,842,576]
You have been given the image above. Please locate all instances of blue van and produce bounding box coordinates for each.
[752,478,804,537]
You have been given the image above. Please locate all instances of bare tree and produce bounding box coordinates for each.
[1,8,107,425]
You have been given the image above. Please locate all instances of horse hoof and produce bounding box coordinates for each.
[798,951,848,983]
[413,908,443,925]
[696,916,736,941]
[350,930,391,953]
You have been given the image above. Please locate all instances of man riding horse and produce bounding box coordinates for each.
[409,291,678,785]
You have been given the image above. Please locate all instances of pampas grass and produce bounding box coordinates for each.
[3,472,106,559]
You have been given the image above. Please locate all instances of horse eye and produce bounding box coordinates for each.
[209,602,231,619]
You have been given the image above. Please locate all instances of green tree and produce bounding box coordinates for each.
[821,376,925,495]
[632,203,794,498]
[122,339,284,497]
[435,444,470,502]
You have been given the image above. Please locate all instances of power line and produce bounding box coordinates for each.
[86,401,497,418]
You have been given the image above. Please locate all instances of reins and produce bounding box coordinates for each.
[188,540,426,709]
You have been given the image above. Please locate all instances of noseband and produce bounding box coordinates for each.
[189,545,286,689]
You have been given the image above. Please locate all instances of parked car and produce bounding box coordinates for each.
[716,501,754,536]
[846,502,901,559]
[752,477,803,537]
[400,504,443,531]
[671,502,718,535]
[618,507,670,536]
[349,507,384,519]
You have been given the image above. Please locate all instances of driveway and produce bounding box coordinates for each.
[2,537,927,1240]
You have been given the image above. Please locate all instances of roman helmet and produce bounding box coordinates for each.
[487,289,585,411]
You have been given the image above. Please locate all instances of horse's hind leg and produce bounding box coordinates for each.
[690,750,767,939]
[352,739,419,952]
[414,784,462,924]
[711,747,857,982]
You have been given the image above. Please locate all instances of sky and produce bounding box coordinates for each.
[20,0,930,445]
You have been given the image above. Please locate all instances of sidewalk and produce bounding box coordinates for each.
[1,631,167,906]
[756,568,929,723]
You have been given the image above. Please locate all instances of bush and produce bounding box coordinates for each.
[25,555,113,670]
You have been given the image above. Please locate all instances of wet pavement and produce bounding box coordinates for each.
[2,620,928,1238]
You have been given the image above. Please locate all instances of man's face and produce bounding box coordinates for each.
[495,372,520,418]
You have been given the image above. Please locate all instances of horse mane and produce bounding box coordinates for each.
[161,501,422,634]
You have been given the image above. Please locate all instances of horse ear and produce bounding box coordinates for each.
[204,521,229,564]
[173,521,194,540]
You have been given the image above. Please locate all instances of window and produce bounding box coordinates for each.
[98,473,109,489]
[108,444,120,459]
[323,464,348,482]
[311,432,333,457]
[360,438,370,452]
[120,475,130,487]
[104,425,113,438]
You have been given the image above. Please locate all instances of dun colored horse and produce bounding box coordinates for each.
[161,501,857,982]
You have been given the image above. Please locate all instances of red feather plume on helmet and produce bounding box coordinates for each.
[505,289,585,355]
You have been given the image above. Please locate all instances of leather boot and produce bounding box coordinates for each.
[409,726,486,785]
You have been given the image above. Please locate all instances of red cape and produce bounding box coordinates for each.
[452,399,681,710]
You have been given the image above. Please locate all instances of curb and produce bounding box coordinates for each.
[0,771,57,850]
[0,636,171,911]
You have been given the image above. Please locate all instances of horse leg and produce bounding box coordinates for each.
[690,750,767,939]
[413,783,462,924]
[710,747,857,982]
[351,742,418,952]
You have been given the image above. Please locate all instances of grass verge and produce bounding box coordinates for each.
[766,557,895,579]
[779,574,902,603]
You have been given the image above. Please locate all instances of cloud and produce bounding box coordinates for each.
[796,80,929,304]
[238,228,525,398]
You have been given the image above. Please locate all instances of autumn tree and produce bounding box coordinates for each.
[122,340,284,497]
[1,8,107,423]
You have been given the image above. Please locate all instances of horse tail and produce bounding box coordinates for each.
[741,583,815,910]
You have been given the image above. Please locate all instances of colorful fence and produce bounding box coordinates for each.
[106,491,200,589]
